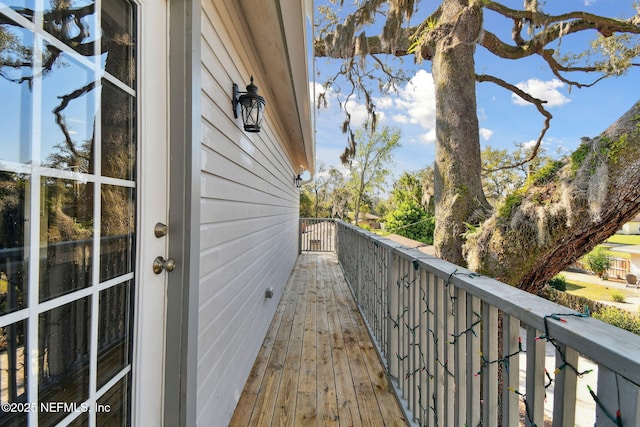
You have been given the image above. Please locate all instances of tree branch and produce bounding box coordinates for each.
[52,81,96,161]
[476,73,551,172]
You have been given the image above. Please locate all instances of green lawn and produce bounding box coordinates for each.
[606,234,640,245]
[565,280,637,302]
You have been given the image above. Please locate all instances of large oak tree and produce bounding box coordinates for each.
[315,0,640,293]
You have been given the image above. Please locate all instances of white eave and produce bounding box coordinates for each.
[236,0,316,174]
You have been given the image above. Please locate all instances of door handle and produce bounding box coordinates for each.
[153,256,176,274]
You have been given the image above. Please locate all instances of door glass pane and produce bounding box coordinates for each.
[100,185,134,281]
[97,280,132,387]
[41,49,96,173]
[97,375,130,425]
[0,172,28,315]
[0,18,33,163]
[1,1,35,15]
[0,320,27,426]
[39,296,91,426]
[39,178,93,302]
[43,0,98,57]
[101,0,135,88]
[67,413,89,426]
[101,79,136,180]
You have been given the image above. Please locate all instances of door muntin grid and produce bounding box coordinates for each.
[0,0,137,425]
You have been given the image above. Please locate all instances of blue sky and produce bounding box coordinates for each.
[311,0,640,180]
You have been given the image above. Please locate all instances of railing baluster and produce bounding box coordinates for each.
[434,276,445,424]
[526,325,546,427]
[414,269,431,425]
[444,277,455,426]
[502,313,521,426]
[454,287,468,427]
[552,343,578,426]
[388,253,400,382]
[426,271,436,426]
[399,257,408,400]
[467,295,481,426]
[596,365,640,426]
[482,302,499,426]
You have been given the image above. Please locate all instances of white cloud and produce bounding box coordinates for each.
[376,97,394,109]
[392,114,409,124]
[392,70,437,128]
[310,82,336,108]
[511,78,571,107]
[373,70,437,132]
[419,128,436,144]
[344,99,370,127]
[521,139,538,150]
[479,128,494,141]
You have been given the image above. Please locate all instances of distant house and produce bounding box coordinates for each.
[0,1,314,426]
[617,214,640,235]
[349,212,382,229]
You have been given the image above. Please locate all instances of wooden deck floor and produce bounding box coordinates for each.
[229,252,408,426]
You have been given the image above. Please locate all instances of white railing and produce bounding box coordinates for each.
[299,218,336,252]
[334,220,640,427]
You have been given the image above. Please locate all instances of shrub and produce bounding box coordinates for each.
[611,292,626,303]
[384,200,435,244]
[547,275,567,291]
[584,246,612,278]
[593,306,640,335]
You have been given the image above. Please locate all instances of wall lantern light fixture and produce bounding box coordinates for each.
[294,174,302,188]
[232,76,266,133]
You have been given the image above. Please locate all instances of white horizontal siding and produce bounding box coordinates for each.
[196,1,301,425]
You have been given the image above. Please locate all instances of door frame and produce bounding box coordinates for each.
[163,0,201,426]
[133,0,170,424]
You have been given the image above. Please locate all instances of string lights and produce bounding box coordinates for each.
[383,262,613,426]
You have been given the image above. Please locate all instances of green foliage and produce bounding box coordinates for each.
[570,142,591,171]
[389,171,423,207]
[498,192,524,219]
[299,190,314,217]
[584,246,612,278]
[608,133,628,162]
[526,160,564,186]
[593,306,640,335]
[384,200,434,244]
[548,274,567,291]
[481,144,556,206]
[349,125,401,225]
[611,292,626,303]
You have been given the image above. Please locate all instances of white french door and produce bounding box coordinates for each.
[0,0,169,425]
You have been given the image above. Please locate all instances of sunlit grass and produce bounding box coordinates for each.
[565,280,637,302]
[606,234,640,245]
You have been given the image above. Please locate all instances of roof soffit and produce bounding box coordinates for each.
[235,0,315,173]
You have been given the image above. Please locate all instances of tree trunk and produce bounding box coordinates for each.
[465,100,640,293]
[432,0,491,265]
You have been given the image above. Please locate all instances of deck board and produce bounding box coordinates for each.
[230,253,407,426]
